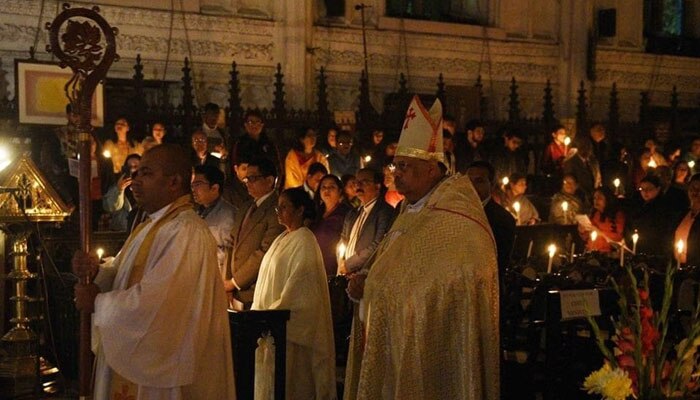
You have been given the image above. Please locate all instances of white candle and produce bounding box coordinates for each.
[561,201,569,224]
[547,244,556,274]
[526,240,533,259]
[619,240,625,267]
[676,239,685,269]
[512,201,521,225]
[336,242,346,275]
[569,242,575,263]
[96,248,105,262]
[613,178,621,196]
[632,230,639,255]
[564,136,571,155]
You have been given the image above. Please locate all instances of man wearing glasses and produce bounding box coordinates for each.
[230,110,281,176]
[224,157,283,310]
[191,165,237,279]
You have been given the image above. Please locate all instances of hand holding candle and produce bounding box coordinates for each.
[613,178,621,196]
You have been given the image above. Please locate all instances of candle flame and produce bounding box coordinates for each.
[363,155,372,163]
[613,178,620,188]
[96,248,105,260]
[632,231,639,244]
[102,150,111,158]
[561,201,568,212]
[591,231,598,242]
[564,137,571,146]
[501,177,509,186]
[676,239,685,254]
[547,244,557,258]
[512,201,521,213]
[689,160,696,169]
[337,243,346,259]
[648,158,657,168]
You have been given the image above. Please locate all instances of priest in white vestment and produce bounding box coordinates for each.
[73,144,236,399]
[252,187,336,400]
[344,96,500,400]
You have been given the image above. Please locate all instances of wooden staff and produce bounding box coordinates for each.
[46,4,119,397]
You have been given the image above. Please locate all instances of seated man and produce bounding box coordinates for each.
[73,144,235,399]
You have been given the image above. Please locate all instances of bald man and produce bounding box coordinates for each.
[73,144,235,399]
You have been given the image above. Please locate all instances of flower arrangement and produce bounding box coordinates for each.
[584,264,700,400]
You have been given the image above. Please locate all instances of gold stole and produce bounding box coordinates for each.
[108,195,194,399]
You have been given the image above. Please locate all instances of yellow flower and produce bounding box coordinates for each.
[583,364,633,400]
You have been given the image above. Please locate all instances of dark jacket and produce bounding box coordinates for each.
[340,197,396,273]
[674,211,700,267]
[484,199,516,275]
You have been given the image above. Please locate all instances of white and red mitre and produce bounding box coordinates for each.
[395,95,444,163]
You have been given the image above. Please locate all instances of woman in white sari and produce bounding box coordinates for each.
[252,187,336,400]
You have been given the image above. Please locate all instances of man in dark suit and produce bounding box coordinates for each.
[224,157,284,310]
[339,168,396,275]
[191,130,223,170]
[467,160,516,276]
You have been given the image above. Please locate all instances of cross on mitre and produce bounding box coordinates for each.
[395,95,445,163]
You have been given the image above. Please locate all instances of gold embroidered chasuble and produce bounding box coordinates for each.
[344,174,500,400]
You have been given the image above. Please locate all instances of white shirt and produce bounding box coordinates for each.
[346,197,378,258]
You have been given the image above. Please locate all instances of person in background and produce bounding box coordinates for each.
[191,165,237,278]
[383,163,404,208]
[54,103,81,159]
[299,162,328,199]
[582,187,624,253]
[549,173,588,225]
[682,137,700,175]
[454,119,486,173]
[627,175,672,256]
[284,126,329,189]
[150,122,167,145]
[443,129,457,175]
[589,123,622,186]
[103,154,141,231]
[103,117,143,175]
[319,126,338,156]
[563,136,601,202]
[644,138,668,168]
[252,187,336,400]
[674,173,700,267]
[328,131,361,177]
[490,128,528,181]
[541,125,568,177]
[342,174,361,208]
[201,102,229,154]
[657,165,690,214]
[90,134,116,231]
[311,174,352,276]
[190,130,221,170]
[225,156,253,208]
[231,110,281,175]
[502,172,539,225]
[673,160,692,188]
[632,148,655,189]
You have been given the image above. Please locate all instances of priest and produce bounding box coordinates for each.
[344,96,500,400]
[73,144,236,399]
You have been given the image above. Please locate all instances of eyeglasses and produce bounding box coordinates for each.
[243,175,265,184]
[192,138,207,144]
[191,181,210,189]
[245,119,263,126]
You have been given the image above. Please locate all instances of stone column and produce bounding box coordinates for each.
[273,1,313,109]
[559,0,594,120]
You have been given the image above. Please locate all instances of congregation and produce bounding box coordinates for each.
[53,93,700,399]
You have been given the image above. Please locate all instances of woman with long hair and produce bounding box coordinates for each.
[284,126,329,189]
[583,186,625,253]
[502,172,539,225]
[311,174,352,276]
[103,117,143,175]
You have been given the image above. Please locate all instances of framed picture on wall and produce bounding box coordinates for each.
[15,59,104,126]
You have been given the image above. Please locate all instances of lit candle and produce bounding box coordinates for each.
[590,230,598,243]
[336,242,347,275]
[561,201,569,224]
[613,178,621,196]
[526,240,533,259]
[648,158,657,169]
[547,244,556,274]
[619,240,625,267]
[564,136,571,155]
[501,176,509,190]
[102,150,111,159]
[689,160,696,170]
[676,239,685,269]
[512,201,521,225]
[96,248,105,262]
[631,230,639,255]
[363,155,372,163]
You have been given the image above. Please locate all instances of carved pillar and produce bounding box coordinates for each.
[274,1,312,109]
[558,0,594,118]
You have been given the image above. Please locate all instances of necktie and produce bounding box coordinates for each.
[238,203,258,237]
[346,207,368,259]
